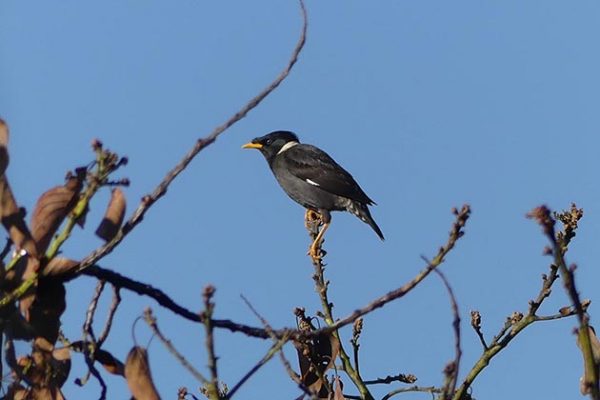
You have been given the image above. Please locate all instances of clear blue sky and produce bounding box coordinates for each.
[2,1,600,399]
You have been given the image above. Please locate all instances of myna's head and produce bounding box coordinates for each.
[242,130,299,163]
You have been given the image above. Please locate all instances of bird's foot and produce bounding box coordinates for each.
[304,209,322,231]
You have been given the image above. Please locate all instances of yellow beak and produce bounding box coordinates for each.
[242,142,263,150]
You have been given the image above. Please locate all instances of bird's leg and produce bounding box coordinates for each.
[307,210,331,260]
[309,222,329,260]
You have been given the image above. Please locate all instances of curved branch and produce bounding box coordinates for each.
[74,0,308,276]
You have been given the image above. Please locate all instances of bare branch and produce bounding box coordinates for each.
[143,308,208,385]
[306,212,372,400]
[529,204,599,398]
[73,0,308,277]
[363,373,417,386]
[434,269,461,400]
[453,204,587,400]
[382,385,443,400]
[225,296,291,399]
[97,285,122,346]
[82,265,271,338]
[470,311,488,350]
[202,286,220,399]
[314,205,471,338]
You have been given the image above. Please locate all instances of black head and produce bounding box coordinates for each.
[242,131,300,163]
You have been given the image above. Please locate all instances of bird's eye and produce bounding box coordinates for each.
[266,139,273,145]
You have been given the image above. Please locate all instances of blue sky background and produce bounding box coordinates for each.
[1,1,600,399]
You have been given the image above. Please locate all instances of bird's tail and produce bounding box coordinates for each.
[348,201,385,241]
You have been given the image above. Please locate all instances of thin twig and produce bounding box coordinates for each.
[528,205,599,398]
[83,280,106,343]
[72,0,308,277]
[470,311,488,350]
[363,373,417,385]
[453,205,587,400]
[382,385,442,400]
[350,318,363,377]
[143,308,208,385]
[241,296,318,400]
[97,285,121,346]
[434,269,461,400]
[78,280,106,386]
[225,296,291,399]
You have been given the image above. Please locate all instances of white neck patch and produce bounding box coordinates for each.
[277,141,299,155]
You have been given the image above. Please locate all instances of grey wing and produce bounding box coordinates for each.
[283,144,375,205]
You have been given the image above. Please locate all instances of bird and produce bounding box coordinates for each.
[242,130,383,258]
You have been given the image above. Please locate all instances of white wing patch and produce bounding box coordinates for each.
[277,141,299,155]
[306,178,320,186]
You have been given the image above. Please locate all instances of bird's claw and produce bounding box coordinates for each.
[308,240,324,261]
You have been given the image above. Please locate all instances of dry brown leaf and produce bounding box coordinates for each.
[95,187,126,241]
[42,257,79,280]
[333,376,345,400]
[0,118,9,177]
[51,346,72,388]
[28,280,66,341]
[125,346,161,400]
[30,387,65,400]
[18,256,41,322]
[295,332,340,398]
[5,384,28,400]
[30,174,83,254]
[96,348,125,376]
[0,175,37,256]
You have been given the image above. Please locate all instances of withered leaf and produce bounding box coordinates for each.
[42,257,79,280]
[295,332,340,398]
[18,256,41,322]
[96,348,125,376]
[5,384,28,400]
[333,376,345,400]
[51,346,71,388]
[30,174,83,254]
[30,387,65,400]
[95,187,126,241]
[28,280,66,341]
[125,346,161,400]
[0,118,9,177]
[0,176,37,256]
